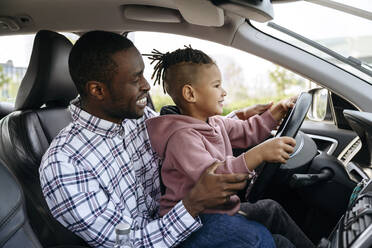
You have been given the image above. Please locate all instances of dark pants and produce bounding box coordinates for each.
[240,199,315,248]
[180,213,276,248]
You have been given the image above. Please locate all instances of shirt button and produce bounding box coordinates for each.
[118,130,125,137]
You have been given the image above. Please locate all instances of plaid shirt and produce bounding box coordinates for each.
[39,98,201,248]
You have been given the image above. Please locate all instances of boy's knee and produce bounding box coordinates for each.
[272,234,296,248]
[261,199,284,214]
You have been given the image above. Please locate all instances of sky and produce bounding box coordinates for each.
[271,0,372,39]
[0,34,34,67]
[0,32,79,68]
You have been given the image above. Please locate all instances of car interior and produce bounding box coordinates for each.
[0,0,371,248]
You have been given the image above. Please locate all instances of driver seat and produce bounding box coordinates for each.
[0,30,89,247]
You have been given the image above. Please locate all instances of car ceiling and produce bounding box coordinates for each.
[0,0,248,45]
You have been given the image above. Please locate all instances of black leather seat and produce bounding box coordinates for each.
[0,30,89,247]
[0,102,14,120]
[0,160,42,248]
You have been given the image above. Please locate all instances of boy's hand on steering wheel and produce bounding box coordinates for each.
[235,102,273,120]
[258,136,296,164]
[269,96,297,122]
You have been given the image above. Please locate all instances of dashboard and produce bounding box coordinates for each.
[338,137,372,182]
[342,111,372,182]
[318,110,372,248]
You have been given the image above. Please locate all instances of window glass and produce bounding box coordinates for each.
[129,31,315,115]
[252,0,372,84]
[0,32,79,103]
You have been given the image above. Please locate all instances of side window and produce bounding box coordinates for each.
[0,32,79,104]
[129,31,317,115]
[0,34,34,103]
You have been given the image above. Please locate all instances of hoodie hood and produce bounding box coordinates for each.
[159,105,181,115]
[146,106,214,158]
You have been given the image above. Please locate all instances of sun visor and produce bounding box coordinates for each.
[122,2,224,27]
[212,0,274,22]
[174,0,224,27]
[122,5,182,23]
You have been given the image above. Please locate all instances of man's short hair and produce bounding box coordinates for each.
[69,30,134,96]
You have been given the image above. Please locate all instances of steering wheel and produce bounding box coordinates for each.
[247,92,312,202]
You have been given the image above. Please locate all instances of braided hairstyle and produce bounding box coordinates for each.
[144,45,214,93]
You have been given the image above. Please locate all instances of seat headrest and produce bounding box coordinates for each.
[15,30,78,110]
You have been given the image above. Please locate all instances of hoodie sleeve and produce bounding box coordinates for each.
[164,129,250,185]
[221,110,278,149]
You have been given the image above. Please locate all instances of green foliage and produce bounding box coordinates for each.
[0,65,19,102]
[8,82,20,102]
[0,66,10,88]
[151,93,293,116]
[269,66,306,97]
[221,95,288,116]
[152,94,175,112]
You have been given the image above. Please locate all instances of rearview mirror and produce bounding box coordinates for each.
[307,88,331,121]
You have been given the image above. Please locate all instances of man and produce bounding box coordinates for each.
[39,31,314,248]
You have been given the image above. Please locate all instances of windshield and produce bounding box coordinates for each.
[252,0,372,84]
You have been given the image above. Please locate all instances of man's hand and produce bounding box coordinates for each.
[182,161,250,218]
[235,102,273,120]
[269,96,297,122]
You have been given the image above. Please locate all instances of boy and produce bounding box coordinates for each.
[145,47,314,247]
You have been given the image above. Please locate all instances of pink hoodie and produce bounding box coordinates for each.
[146,111,277,217]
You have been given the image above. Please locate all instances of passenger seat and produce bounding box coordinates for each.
[0,160,42,248]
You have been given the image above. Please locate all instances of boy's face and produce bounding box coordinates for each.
[192,63,227,118]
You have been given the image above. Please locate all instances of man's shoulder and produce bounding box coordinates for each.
[42,122,84,161]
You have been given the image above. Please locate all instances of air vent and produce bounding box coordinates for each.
[0,17,20,31]
[338,137,362,165]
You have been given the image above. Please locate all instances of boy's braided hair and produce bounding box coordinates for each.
[144,45,214,93]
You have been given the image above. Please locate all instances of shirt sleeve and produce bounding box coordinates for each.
[40,150,201,248]
[221,110,278,149]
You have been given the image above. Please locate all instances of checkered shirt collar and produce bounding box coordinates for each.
[69,97,129,138]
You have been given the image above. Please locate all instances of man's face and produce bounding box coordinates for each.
[102,47,150,121]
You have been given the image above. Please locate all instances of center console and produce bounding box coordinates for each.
[319,179,372,248]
